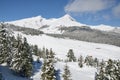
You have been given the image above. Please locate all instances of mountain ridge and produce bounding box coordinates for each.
[7,14,119,33]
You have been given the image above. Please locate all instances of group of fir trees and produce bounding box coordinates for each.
[78,55,99,68]
[31,45,49,59]
[10,35,33,77]
[41,48,56,80]
[95,59,120,80]
[0,23,33,78]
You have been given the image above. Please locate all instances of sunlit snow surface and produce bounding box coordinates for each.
[14,32,120,60]
[10,32,120,80]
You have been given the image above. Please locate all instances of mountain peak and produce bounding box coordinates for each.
[60,14,76,21]
[33,15,43,19]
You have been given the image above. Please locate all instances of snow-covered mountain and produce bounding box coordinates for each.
[8,14,86,33]
[7,14,120,33]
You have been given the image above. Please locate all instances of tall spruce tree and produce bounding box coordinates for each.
[67,49,76,62]
[33,45,39,56]
[93,58,99,68]
[78,55,83,68]
[0,23,13,65]
[105,59,116,80]
[63,63,72,80]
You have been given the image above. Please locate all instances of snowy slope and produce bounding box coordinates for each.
[12,32,120,80]
[14,32,120,60]
[55,62,97,80]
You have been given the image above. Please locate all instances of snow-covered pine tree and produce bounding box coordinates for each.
[99,59,105,68]
[42,47,46,59]
[95,67,108,80]
[33,45,39,56]
[37,56,40,63]
[78,55,83,68]
[112,60,120,80]
[10,36,33,78]
[49,48,55,63]
[93,58,99,68]
[41,59,47,80]
[63,63,72,80]
[84,56,92,66]
[10,34,23,72]
[0,23,13,65]
[49,48,55,59]
[115,60,120,80]
[45,48,49,59]
[95,72,98,80]
[67,49,76,62]
[20,37,33,77]
[41,49,56,80]
[95,59,120,80]
[105,59,116,80]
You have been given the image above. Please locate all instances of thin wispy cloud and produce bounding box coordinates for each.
[64,0,120,21]
[112,3,120,18]
[65,0,115,13]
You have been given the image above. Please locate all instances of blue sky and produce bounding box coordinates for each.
[0,0,120,26]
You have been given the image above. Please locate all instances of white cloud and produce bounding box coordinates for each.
[65,0,115,13]
[112,3,120,17]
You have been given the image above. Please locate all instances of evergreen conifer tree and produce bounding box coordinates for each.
[105,59,115,80]
[10,36,33,77]
[63,63,72,80]
[78,55,83,68]
[41,49,56,80]
[93,58,99,67]
[67,49,76,62]
[33,45,39,56]
[0,23,13,65]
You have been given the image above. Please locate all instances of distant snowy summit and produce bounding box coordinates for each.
[91,24,115,31]
[8,14,84,28]
[7,14,120,33]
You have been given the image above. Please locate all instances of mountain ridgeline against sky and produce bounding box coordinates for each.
[7,14,120,33]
